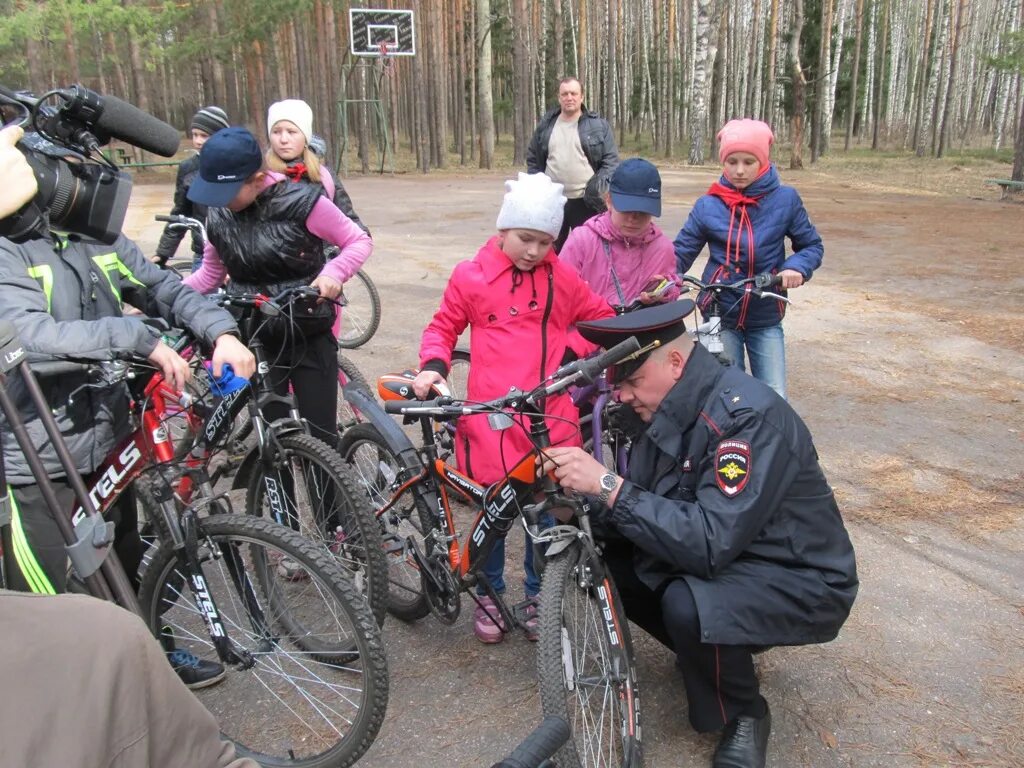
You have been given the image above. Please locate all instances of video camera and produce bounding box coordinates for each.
[0,84,180,244]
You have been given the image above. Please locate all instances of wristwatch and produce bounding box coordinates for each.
[596,472,619,507]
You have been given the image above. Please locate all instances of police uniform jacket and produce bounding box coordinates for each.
[0,232,238,484]
[608,342,858,646]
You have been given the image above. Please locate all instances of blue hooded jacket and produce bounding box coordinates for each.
[674,165,823,330]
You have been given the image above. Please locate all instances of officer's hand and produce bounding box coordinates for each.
[540,446,623,504]
[310,274,343,302]
[211,334,255,380]
[777,269,804,289]
[0,126,37,218]
[148,341,191,392]
[412,369,444,400]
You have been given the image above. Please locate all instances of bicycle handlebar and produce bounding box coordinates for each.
[384,336,641,419]
[681,272,789,304]
[489,716,570,768]
[213,284,341,315]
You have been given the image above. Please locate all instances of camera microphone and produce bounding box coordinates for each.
[55,86,181,157]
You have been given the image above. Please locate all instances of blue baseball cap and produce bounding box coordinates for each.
[609,158,662,217]
[187,127,264,208]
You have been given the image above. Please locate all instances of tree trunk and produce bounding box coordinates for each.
[553,0,565,81]
[790,0,807,169]
[689,0,714,164]
[764,0,780,127]
[937,0,967,157]
[845,0,866,150]
[813,0,834,161]
[511,0,531,165]
[871,0,890,150]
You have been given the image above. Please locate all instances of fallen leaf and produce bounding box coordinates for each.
[820,730,839,750]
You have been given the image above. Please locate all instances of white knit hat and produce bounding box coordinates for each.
[495,172,567,238]
[267,99,314,143]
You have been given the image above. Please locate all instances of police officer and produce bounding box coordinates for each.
[542,301,858,768]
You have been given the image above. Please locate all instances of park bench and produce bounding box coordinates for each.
[985,178,1024,200]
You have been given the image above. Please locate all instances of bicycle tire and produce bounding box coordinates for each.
[338,423,436,622]
[537,545,643,768]
[337,350,371,433]
[137,513,389,768]
[244,432,388,627]
[447,348,471,400]
[337,269,381,349]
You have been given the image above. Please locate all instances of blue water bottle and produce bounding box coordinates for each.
[205,362,250,396]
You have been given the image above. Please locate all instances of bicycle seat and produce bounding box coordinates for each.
[377,370,452,402]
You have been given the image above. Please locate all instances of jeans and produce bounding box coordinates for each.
[720,324,787,399]
[476,512,553,598]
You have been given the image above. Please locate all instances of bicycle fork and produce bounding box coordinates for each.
[148,481,261,667]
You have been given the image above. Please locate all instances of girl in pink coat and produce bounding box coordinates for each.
[413,172,614,644]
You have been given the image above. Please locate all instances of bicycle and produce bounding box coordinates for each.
[32,351,389,768]
[339,338,645,767]
[153,214,372,436]
[178,285,388,626]
[679,272,789,362]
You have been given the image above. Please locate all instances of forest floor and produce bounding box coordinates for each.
[126,157,1023,768]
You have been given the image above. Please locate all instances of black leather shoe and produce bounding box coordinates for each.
[712,703,771,768]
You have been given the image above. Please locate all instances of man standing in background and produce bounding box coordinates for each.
[527,76,618,252]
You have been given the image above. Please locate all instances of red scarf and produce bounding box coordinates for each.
[707,182,762,327]
[283,163,308,183]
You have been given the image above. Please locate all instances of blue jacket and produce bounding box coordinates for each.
[674,165,823,330]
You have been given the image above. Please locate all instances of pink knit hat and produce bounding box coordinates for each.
[717,119,774,167]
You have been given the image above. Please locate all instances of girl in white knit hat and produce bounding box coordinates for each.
[266,99,369,233]
[412,172,614,644]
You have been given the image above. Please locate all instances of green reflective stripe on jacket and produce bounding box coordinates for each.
[91,253,145,302]
[8,489,57,595]
[26,265,54,312]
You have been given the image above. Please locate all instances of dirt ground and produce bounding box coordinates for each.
[125,165,1024,768]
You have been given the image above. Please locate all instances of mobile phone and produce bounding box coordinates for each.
[642,277,671,297]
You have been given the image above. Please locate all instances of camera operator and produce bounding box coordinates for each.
[0,111,255,690]
[0,124,258,768]
[0,125,37,216]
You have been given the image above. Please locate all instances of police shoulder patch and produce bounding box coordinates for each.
[715,439,751,496]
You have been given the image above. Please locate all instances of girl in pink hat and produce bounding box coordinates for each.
[674,119,823,399]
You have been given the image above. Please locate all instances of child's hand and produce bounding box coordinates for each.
[777,269,804,289]
[412,369,445,399]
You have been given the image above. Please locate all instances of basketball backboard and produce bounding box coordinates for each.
[349,9,415,56]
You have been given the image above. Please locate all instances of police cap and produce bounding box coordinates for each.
[577,300,696,383]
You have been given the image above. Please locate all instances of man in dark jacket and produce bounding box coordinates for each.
[543,301,858,768]
[526,76,618,251]
[154,106,230,269]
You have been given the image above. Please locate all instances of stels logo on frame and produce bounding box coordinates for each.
[715,439,751,496]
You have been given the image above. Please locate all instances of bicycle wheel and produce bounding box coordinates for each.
[137,514,389,768]
[244,432,388,627]
[337,269,381,349]
[338,423,435,622]
[336,351,370,433]
[447,348,471,400]
[537,545,643,768]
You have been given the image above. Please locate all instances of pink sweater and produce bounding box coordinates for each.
[184,171,371,294]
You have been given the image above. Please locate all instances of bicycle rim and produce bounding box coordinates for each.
[245,433,388,627]
[537,546,643,768]
[138,514,388,768]
[339,423,431,622]
[337,270,381,349]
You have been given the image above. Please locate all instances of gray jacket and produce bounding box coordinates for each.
[0,231,238,483]
[526,105,619,210]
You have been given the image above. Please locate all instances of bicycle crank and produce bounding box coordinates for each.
[422,557,461,624]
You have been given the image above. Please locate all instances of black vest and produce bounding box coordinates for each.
[207,180,325,287]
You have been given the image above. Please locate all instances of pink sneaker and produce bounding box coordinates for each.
[473,595,506,644]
